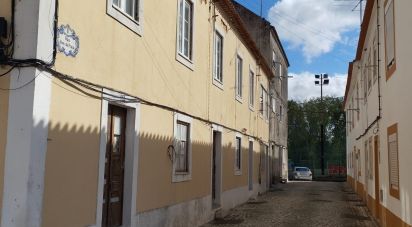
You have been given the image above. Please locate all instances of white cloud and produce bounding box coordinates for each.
[288,72,347,101]
[268,0,360,62]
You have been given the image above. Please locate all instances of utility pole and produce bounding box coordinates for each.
[315,74,329,175]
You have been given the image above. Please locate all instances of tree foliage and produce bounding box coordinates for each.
[288,97,346,173]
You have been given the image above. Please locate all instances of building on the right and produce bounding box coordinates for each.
[344,0,412,226]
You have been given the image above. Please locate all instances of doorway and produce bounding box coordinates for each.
[212,131,222,208]
[102,105,127,227]
[248,141,253,191]
[374,136,381,221]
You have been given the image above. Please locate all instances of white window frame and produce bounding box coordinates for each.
[260,84,268,120]
[176,0,195,70]
[107,0,143,36]
[172,113,193,182]
[272,97,276,113]
[213,29,224,89]
[249,67,255,110]
[235,54,243,102]
[272,50,277,69]
[234,133,242,175]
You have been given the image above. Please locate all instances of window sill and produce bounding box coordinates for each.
[172,172,192,183]
[236,96,243,104]
[213,79,224,90]
[234,169,242,176]
[249,105,254,112]
[389,186,400,200]
[176,53,194,71]
[107,5,143,36]
[386,62,397,81]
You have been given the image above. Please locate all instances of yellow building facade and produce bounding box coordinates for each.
[0,0,280,226]
[344,0,412,226]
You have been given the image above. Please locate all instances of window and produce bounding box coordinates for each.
[236,56,243,99]
[368,53,372,91]
[279,105,283,121]
[385,0,396,79]
[356,84,360,121]
[260,85,268,120]
[107,0,142,34]
[272,98,276,113]
[213,32,223,84]
[369,138,373,180]
[113,0,139,20]
[173,114,192,182]
[177,0,193,61]
[373,39,378,83]
[365,140,369,179]
[235,137,242,173]
[175,121,189,173]
[272,51,277,68]
[249,70,255,108]
[387,123,400,199]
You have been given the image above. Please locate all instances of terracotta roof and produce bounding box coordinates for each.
[215,0,274,78]
[343,0,375,108]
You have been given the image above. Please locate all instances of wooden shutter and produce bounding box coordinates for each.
[387,123,400,199]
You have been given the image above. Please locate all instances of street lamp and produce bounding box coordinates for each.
[315,74,329,176]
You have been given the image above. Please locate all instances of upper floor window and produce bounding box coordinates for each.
[107,0,142,35]
[236,56,243,99]
[113,0,139,20]
[279,105,283,122]
[385,0,396,79]
[213,31,224,84]
[260,85,268,120]
[177,0,193,61]
[272,51,277,68]
[249,70,255,108]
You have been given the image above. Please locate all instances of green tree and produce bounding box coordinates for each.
[288,97,346,176]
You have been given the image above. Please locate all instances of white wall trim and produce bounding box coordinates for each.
[172,113,193,183]
[212,124,223,132]
[93,89,140,227]
[1,0,55,226]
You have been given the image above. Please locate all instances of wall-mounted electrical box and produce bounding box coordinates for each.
[0,17,7,38]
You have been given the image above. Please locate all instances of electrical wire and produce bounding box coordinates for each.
[0,66,14,77]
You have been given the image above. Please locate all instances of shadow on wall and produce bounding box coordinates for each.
[37,119,261,227]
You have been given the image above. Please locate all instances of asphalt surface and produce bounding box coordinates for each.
[203,181,378,227]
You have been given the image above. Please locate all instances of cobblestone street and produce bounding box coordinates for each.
[204,181,378,227]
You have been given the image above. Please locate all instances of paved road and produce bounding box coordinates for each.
[203,181,378,227]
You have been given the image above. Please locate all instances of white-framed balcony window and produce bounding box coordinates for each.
[234,135,242,175]
[177,0,194,63]
[236,55,243,100]
[249,70,255,108]
[213,31,224,84]
[172,113,192,182]
[107,0,143,35]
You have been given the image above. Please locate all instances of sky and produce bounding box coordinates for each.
[234,0,364,101]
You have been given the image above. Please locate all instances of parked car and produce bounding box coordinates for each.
[292,167,312,181]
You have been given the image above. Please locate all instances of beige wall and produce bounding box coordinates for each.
[137,105,211,212]
[0,0,271,225]
[42,78,101,227]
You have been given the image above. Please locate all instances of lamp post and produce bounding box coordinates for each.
[315,74,329,176]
